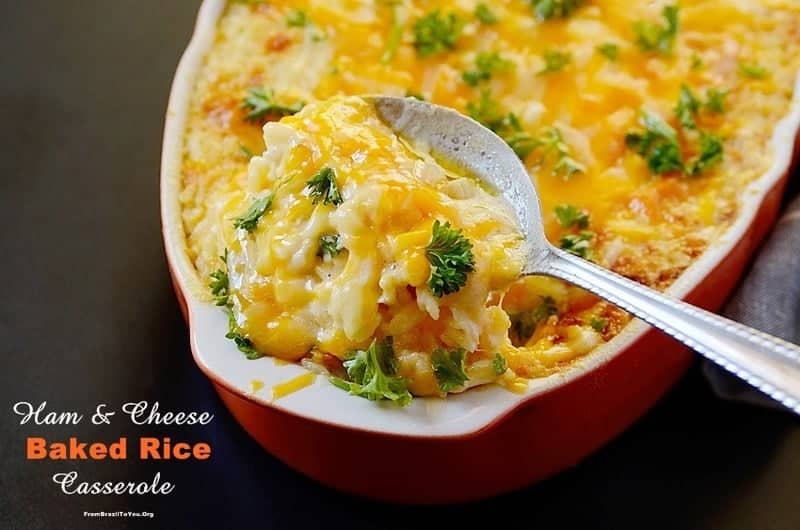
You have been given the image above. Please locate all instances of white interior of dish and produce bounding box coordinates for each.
[161,0,800,437]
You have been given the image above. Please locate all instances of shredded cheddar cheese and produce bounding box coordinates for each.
[272,372,317,400]
[180,0,800,399]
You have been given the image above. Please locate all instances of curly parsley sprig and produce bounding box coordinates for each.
[530,0,586,21]
[633,5,679,54]
[412,11,463,57]
[208,250,230,307]
[241,88,304,123]
[425,220,475,297]
[462,51,514,86]
[431,348,469,392]
[329,338,412,405]
[207,250,264,360]
[233,195,273,232]
[305,167,343,206]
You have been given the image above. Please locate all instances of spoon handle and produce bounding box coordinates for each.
[535,246,800,414]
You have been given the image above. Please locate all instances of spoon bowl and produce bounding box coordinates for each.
[370,95,800,414]
[369,95,549,270]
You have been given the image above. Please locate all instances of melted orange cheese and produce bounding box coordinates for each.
[180,0,800,392]
[226,97,524,393]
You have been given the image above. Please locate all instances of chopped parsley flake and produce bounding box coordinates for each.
[431,348,469,392]
[208,250,230,307]
[241,88,304,122]
[286,9,308,27]
[555,204,589,229]
[675,84,701,130]
[739,62,770,79]
[625,110,684,175]
[530,0,586,21]
[239,144,256,160]
[633,5,679,54]
[533,128,586,178]
[318,234,343,258]
[233,195,273,232]
[538,50,571,75]
[466,89,506,129]
[590,316,608,332]
[466,91,536,159]
[381,2,403,64]
[226,312,263,360]
[596,42,619,61]
[492,353,507,375]
[305,167,343,206]
[413,11,463,57]
[687,132,724,176]
[560,231,595,258]
[475,3,498,24]
[704,88,728,114]
[425,220,475,297]
[510,296,558,343]
[330,338,412,405]
[462,51,514,86]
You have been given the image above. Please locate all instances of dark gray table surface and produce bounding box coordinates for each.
[1,2,798,529]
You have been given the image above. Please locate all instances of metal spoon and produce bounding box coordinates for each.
[368,95,800,414]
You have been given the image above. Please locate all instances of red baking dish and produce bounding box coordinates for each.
[160,0,800,503]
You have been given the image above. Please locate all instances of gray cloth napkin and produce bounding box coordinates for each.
[703,191,800,409]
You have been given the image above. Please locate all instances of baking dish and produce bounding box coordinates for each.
[161,0,800,502]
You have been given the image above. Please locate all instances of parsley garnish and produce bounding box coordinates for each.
[413,11,463,57]
[510,296,558,343]
[475,3,498,24]
[329,338,412,405]
[318,234,343,258]
[241,88,304,123]
[530,0,586,20]
[538,50,571,75]
[675,84,701,129]
[555,204,589,229]
[704,88,728,114]
[676,85,728,127]
[208,250,230,307]
[532,128,586,178]
[590,316,607,332]
[466,91,537,159]
[305,167,343,206]
[210,248,264,359]
[625,110,684,174]
[462,51,514,86]
[690,53,704,70]
[492,353,507,375]
[628,97,724,177]
[286,9,308,27]
[633,5,679,54]
[406,90,426,101]
[687,132,723,176]
[431,348,469,392]
[233,195,273,232]
[501,114,539,160]
[739,62,770,79]
[596,42,619,61]
[239,144,256,160]
[226,312,263,360]
[425,220,475,297]
[560,231,594,258]
[466,89,506,130]
[381,2,403,64]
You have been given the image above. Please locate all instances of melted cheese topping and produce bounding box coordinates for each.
[227,97,524,395]
[180,0,800,392]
